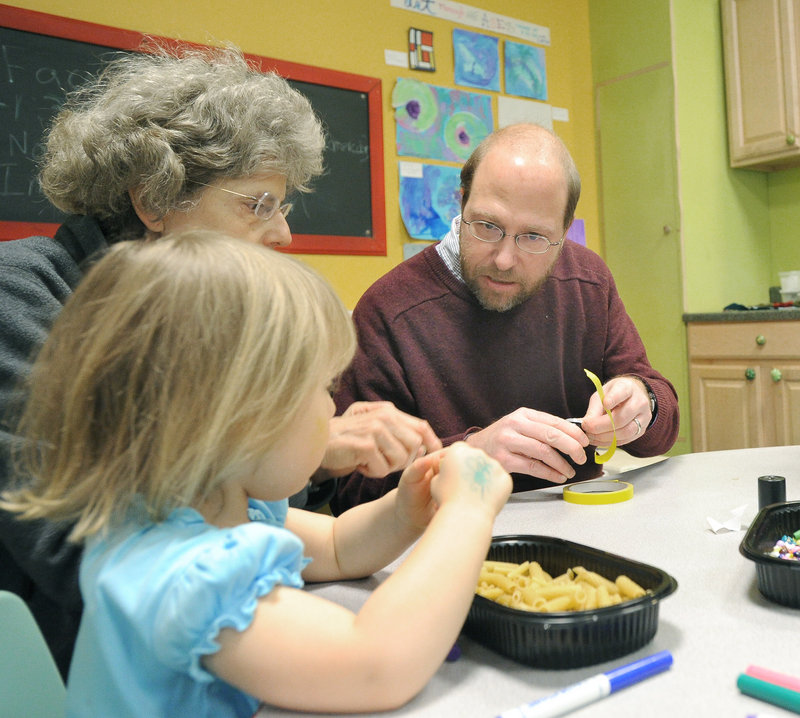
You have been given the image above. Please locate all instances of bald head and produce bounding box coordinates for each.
[460,124,581,233]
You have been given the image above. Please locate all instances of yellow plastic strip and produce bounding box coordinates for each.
[584,368,617,463]
[563,479,633,505]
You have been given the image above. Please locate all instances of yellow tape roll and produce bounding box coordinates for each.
[563,479,634,505]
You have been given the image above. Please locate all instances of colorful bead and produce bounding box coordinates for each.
[767,532,800,561]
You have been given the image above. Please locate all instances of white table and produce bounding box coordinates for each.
[261,445,800,717]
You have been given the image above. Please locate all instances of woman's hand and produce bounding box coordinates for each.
[318,401,441,480]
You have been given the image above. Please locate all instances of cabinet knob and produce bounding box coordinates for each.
[771,368,783,382]
[745,368,756,381]
[755,334,766,346]
[788,133,797,146]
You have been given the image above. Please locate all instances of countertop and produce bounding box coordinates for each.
[683,308,800,322]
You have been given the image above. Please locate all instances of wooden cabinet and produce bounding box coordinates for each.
[721,0,800,170]
[688,320,800,450]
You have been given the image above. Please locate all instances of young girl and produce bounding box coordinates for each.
[1,230,511,717]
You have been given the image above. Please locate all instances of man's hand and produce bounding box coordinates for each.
[581,376,652,447]
[465,409,589,483]
[319,401,442,479]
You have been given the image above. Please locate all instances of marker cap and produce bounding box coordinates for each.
[606,650,673,693]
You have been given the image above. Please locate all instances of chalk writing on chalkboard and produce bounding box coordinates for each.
[0,27,124,224]
[288,80,372,239]
[0,6,386,255]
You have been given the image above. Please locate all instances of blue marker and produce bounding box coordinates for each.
[497,650,673,718]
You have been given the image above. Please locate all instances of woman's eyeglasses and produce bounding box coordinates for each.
[195,183,293,222]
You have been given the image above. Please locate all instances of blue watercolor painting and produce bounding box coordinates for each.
[453,28,500,92]
[393,78,493,162]
[399,164,462,241]
[504,40,547,101]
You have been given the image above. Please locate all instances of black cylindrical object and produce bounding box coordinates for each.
[758,475,787,510]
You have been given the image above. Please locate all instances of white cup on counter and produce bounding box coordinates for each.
[779,270,800,302]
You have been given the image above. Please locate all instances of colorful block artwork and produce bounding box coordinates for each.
[409,28,435,71]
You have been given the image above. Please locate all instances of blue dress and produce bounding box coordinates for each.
[65,499,309,718]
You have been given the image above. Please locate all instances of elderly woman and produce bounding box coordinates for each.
[0,43,439,679]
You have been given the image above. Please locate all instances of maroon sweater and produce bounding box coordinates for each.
[331,241,679,513]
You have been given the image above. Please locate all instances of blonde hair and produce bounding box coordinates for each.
[1,231,355,540]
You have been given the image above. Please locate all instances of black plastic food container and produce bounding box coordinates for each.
[740,500,800,607]
[464,535,678,669]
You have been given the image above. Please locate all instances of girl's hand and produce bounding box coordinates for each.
[394,450,444,532]
[431,442,511,518]
[394,443,512,534]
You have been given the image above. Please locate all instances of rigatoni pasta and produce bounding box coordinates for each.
[476,559,649,612]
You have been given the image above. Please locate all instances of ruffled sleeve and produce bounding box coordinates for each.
[152,517,309,682]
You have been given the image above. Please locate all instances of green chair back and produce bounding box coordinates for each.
[0,591,65,718]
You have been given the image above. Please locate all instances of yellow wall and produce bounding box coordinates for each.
[5,0,598,308]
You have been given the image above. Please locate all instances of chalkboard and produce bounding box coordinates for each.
[288,80,372,240]
[0,6,386,255]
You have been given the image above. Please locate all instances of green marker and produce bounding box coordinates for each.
[737,673,800,713]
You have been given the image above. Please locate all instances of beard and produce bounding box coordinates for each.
[460,257,554,312]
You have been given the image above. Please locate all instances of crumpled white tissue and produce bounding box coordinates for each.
[706,504,749,533]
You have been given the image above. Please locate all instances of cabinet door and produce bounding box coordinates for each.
[773,363,800,445]
[721,0,800,169]
[689,363,765,451]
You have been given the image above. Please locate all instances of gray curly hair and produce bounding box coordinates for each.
[39,43,325,242]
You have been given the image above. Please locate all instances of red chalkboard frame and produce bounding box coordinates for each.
[0,4,386,255]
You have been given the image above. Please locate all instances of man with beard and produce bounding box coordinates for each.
[330,123,678,513]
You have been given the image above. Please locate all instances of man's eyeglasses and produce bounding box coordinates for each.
[196,183,293,222]
[461,219,564,255]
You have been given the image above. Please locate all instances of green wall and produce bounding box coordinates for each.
[591,0,800,313]
[589,0,690,455]
[770,167,800,275]
[672,0,774,311]
[674,0,800,308]
[590,0,800,452]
